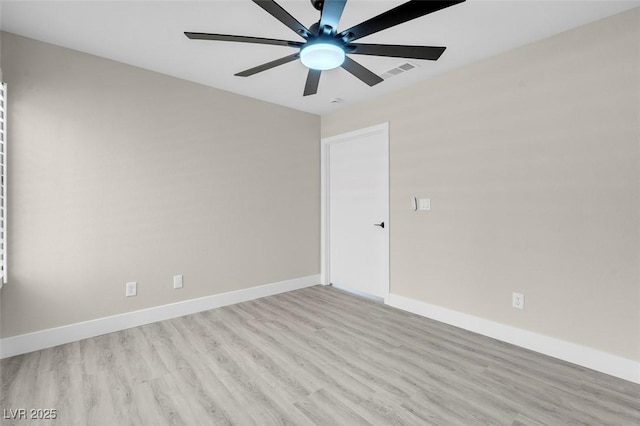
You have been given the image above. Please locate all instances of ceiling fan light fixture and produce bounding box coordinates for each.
[185,0,466,95]
[300,42,345,70]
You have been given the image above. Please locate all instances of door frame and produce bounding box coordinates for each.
[320,122,390,300]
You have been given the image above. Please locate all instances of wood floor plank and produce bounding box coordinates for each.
[297,388,372,426]
[312,286,640,407]
[241,318,377,406]
[185,313,313,425]
[2,285,639,425]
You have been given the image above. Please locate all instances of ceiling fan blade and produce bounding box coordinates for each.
[319,0,347,35]
[252,0,311,39]
[339,0,465,42]
[185,32,303,48]
[304,69,322,96]
[235,53,300,77]
[348,43,446,61]
[341,56,383,87]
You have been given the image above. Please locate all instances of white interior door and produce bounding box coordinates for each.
[324,124,389,298]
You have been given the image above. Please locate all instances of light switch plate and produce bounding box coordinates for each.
[419,198,431,211]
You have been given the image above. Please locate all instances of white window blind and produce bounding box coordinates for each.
[0,82,6,287]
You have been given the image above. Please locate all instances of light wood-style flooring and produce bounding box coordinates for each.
[1,285,639,425]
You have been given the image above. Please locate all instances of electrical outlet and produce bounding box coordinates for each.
[126,281,137,297]
[173,274,183,289]
[512,292,524,310]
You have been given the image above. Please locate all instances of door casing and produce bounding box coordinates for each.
[320,122,390,301]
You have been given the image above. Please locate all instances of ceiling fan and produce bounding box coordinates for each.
[185,0,466,96]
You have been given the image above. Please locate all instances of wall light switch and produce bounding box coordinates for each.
[419,198,431,211]
[173,274,183,289]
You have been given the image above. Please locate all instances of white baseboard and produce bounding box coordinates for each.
[386,293,640,384]
[0,274,320,359]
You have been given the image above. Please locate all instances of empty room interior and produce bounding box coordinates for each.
[0,0,639,424]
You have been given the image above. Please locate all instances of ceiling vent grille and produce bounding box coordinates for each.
[379,62,419,80]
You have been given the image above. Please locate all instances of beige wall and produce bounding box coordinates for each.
[0,32,320,337]
[323,9,640,361]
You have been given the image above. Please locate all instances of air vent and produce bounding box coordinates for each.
[379,61,419,80]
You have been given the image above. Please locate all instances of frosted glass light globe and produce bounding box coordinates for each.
[300,43,345,70]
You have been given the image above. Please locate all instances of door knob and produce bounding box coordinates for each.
[374,222,385,228]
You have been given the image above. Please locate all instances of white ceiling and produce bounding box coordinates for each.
[1,0,639,115]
